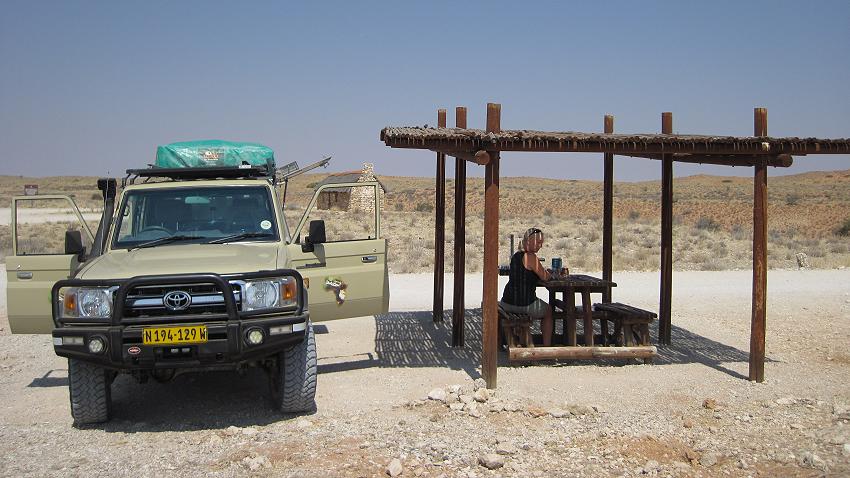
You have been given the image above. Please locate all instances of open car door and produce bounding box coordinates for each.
[286,181,389,321]
[6,195,95,333]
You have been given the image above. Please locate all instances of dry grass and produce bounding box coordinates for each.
[3,169,850,272]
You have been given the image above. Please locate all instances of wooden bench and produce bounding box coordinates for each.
[498,303,534,348]
[593,303,657,356]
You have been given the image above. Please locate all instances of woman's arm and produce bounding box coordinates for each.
[523,252,550,281]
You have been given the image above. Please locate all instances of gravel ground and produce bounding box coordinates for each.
[1,265,849,477]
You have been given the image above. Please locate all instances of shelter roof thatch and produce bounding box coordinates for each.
[380,127,850,156]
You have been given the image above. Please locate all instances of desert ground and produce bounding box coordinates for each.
[1,263,849,477]
[1,170,849,476]
[3,170,850,271]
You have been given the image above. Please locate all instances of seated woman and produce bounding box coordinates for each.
[499,228,554,346]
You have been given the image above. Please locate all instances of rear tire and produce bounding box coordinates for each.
[271,321,317,414]
[68,359,112,425]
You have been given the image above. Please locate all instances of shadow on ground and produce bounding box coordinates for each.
[35,309,758,432]
[319,309,759,381]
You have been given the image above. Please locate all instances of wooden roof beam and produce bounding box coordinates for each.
[381,128,850,156]
[431,149,491,165]
[621,153,794,168]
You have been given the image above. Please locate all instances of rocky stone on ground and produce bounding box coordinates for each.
[386,458,403,477]
[472,388,490,403]
[478,453,505,470]
[428,388,447,402]
[800,451,826,470]
[242,453,271,471]
[495,443,518,455]
[699,451,719,467]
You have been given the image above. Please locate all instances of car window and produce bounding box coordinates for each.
[299,183,378,242]
[112,186,279,248]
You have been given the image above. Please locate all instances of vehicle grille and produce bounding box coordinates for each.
[123,282,241,318]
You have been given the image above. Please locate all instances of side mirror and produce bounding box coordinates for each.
[301,220,326,253]
[308,220,327,244]
[65,230,86,260]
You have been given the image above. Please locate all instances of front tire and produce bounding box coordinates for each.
[68,359,112,425]
[271,321,317,414]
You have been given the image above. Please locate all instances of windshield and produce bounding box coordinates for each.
[112,185,279,249]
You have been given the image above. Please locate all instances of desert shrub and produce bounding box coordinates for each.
[394,203,404,211]
[829,242,849,254]
[0,225,11,260]
[305,182,317,189]
[587,230,600,242]
[700,258,726,271]
[711,241,729,258]
[628,210,640,220]
[543,208,553,217]
[836,218,850,237]
[785,193,802,206]
[721,179,733,183]
[415,202,432,212]
[690,251,710,264]
[730,224,749,241]
[695,216,720,231]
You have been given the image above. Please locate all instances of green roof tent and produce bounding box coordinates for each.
[155,140,275,171]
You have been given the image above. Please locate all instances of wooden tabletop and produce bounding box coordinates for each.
[541,274,617,289]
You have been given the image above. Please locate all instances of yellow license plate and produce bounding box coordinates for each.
[142,325,207,345]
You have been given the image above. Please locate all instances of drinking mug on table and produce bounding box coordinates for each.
[551,257,562,272]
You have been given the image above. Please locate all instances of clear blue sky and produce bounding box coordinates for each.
[1,1,848,181]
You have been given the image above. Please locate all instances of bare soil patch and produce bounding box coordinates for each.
[1,268,849,476]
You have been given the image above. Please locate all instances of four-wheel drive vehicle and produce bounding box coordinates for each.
[5,142,389,424]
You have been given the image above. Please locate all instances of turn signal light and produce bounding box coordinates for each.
[63,291,77,317]
[282,280,296,302]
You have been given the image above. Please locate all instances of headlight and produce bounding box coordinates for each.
[242,277,297,311]
[60,287,114,319]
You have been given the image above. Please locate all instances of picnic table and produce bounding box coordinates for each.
[499,265,656,362]
[499,266,616,346]
[542,274,616,346]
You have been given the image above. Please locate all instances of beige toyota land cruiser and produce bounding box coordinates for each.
[5,163,389,425]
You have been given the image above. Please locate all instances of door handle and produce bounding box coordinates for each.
[16,271,33,280]
[362,255,377,263]
[297,262,326,270]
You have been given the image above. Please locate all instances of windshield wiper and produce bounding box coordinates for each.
[130,235,206,250]
[207,232,274,244]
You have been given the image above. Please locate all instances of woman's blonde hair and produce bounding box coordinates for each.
[518,227,543,252]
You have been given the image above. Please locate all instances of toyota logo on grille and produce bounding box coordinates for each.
[163,290,192,311]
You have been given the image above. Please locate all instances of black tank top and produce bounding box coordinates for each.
[501,251,539,306]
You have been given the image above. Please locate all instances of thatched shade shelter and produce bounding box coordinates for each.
[381,104,850,389]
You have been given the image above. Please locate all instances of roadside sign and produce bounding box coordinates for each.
[24,184,38,196]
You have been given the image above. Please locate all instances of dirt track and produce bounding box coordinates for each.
[1,265,849,477]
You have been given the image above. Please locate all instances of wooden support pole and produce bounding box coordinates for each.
[602,114,614,303]
[510,345,657,362]
[659,112,674,345]
[481,103,501,389]
[750,107,769,382]
[433,109,447,322]
[451,107,468,347]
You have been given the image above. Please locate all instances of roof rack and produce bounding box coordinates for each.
[123,165,273,185]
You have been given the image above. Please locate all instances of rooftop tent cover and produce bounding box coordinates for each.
[155,140,275,170]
